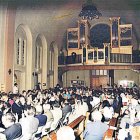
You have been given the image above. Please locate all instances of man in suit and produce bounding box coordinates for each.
[1,113,22,140]
[62,100,72,118]
[35,104,47,127]
[12,95,22,120]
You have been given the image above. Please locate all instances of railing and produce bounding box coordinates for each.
[58,54,82,65]
[42,115,86,140]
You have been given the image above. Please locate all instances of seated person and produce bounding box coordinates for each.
[102,100,114,121]
[83,110,109,140]
[61,100,72,118]
[51,103,62,131]
[19,106,39,139]
[35,104,47,127]
[57,126,75,140]
[1,113,22,140]
[43,103,54,122]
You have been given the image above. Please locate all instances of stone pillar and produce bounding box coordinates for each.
[4,6,16,92]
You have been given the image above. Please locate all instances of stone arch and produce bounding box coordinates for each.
[15,24,32,91]
[35,34,48,89]
[49,41,58,88]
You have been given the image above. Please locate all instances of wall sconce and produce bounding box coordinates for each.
[32,72,38,76]
[8,69,12,75]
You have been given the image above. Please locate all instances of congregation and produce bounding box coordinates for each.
[0,84,139,140]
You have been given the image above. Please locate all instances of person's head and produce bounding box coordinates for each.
[2,113,16,128]
[14,95,20,104]
[91,110,102,121]
[14,83,18,86]
[1,94,8,102]
[22,90,27,97]
[102,100,110,108]
[57,126,75,140]
[35,104,43,115]
[25,106,36,116]
[20,96,26,105]
[43,104,50,112]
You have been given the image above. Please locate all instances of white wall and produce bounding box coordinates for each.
[114,70,140,86]
[0,5,7,91]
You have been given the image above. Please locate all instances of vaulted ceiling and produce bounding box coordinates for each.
[2,0,140,49]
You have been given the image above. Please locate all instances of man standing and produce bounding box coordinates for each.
[13,83,19,94]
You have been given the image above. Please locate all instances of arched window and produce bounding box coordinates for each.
[98,51,104,59]
[16,38,26,66]
[21,40,26,65]
[16,38,21,65]
[35,45,42,70]
[49,41,55,73]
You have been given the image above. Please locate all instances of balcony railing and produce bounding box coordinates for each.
[58,54,82,65]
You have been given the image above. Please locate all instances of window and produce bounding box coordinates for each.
[35,45,42,70]
[88,51,93,60]
[94,50,97,61]
[98,51,104,59]
[92,70,96,75]
[96,70,100,75]
[91,70,108,76]
[100,70,103,75]
[21,40,26,65]
[16,38,26,66]
[16,38,20,64]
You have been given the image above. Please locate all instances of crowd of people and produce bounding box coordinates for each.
[0,83,139,140]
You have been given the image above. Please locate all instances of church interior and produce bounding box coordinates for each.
[0,1,140,139]
[0,0,140,92]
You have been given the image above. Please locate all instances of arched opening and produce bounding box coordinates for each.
[34,34,48,89]
[14,24,32,91]
[49,41,58,88]
[90,24,111,48]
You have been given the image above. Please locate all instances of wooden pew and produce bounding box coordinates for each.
[42,115,86,140]
[102,114,119,140]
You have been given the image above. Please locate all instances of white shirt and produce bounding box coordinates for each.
[93,96,100,106]
[19,116,39,136]
[103,106,114,119]
[51,107,62,130]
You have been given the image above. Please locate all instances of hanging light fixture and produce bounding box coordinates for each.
[79,0,102,20]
